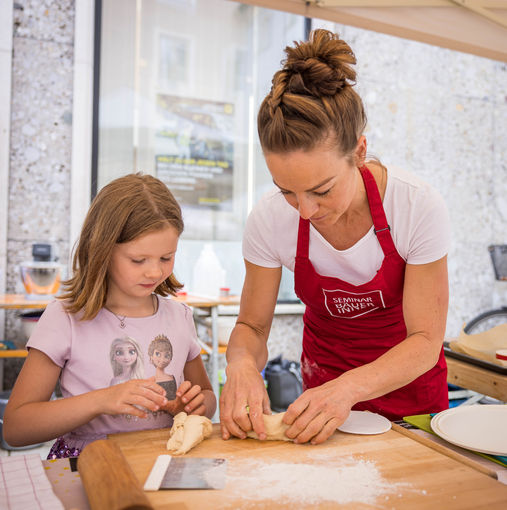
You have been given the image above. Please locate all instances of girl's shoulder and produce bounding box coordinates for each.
[41,299,74,321]
[157,296,193,319]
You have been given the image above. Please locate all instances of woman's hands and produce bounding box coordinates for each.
[282,378,354,444]
[219,360,272,440]
[99,376,168,418]
[220,364,353,444]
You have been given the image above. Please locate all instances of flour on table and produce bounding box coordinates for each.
[223,452,411,507]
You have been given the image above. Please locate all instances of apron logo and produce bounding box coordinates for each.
[322,288,385,319]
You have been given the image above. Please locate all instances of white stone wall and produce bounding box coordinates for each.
[2,2,506,375]
[8,0,74,282]
[2,1,74,371]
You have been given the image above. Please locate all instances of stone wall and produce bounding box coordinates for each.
[2,0,75,387]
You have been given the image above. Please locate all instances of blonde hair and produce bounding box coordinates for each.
[257,29,367,163]
[61,173,184,319]
[110,336,145,379]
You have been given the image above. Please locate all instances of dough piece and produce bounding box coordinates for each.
[166,412,213,455]
[246,412,292,442]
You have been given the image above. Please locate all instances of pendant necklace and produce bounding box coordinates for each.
[107,294,157,329]
[110,310,127,329]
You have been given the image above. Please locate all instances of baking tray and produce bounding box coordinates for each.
[443,343,507,375]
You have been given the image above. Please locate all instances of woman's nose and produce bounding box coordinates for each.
[297,194,318,220]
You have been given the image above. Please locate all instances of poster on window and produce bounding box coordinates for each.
[155,94,234,211]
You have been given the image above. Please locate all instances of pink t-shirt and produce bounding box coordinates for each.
[27,295,201,450]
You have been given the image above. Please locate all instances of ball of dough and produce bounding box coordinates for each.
[246,412,292,441]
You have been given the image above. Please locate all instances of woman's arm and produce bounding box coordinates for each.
[283,256,449,444]
[4,348,168,447]
[220,260,282,440]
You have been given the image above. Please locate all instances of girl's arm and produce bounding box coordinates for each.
[162,356,216,419]
[283,256,449,444]
[4,348,167,447]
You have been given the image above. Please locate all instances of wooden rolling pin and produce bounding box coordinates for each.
[78,439,154,510]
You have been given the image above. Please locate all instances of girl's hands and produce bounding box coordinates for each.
[162,381,207,416]
[282,378,354,444]
[100,376,168,418]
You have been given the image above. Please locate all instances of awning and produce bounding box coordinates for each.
[232,0,507,63]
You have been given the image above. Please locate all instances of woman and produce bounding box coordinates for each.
[220,29,449,445]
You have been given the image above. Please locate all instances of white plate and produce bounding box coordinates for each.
[337,411,391,435]
[430,405,507,456]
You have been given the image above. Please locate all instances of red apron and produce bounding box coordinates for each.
[294,166,448,420]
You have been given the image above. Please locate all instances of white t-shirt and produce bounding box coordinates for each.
[243,166,450,285]
[27,295,201,449]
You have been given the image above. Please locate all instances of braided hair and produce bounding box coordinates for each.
[257,29,367,163]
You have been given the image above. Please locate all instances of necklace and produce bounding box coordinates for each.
[110,310,127,329]
[107,294,157,329]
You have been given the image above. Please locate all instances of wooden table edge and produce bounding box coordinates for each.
[391,421,498,479]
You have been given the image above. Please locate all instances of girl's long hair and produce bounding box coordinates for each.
[60,173,184,320]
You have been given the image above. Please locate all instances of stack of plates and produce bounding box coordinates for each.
[430,405,507,456]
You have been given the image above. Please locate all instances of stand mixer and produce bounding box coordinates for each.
[19,243,62,300]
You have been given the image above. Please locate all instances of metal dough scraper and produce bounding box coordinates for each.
[143,455,227,491]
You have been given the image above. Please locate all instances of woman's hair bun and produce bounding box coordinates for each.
[281,29,357,97]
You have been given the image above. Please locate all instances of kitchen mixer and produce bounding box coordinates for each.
[19,243,62,300]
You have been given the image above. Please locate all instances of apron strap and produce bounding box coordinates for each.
[296,216,310,258]
[359,166,397,257]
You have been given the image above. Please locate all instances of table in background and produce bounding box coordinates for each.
[445,355,507,402]
[0,294,240,412]
[0,295,47,391]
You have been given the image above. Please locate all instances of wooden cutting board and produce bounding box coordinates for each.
[104,424,507,509]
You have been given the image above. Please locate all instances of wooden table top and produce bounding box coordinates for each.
[107,424,507,509]
[0,294,53,309]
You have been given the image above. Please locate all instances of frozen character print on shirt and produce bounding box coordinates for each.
[109,336,145,386]
[148,334,177,400]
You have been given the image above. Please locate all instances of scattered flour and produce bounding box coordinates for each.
[222,454,409,507]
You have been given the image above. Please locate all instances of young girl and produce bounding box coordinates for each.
[4,173,216,457]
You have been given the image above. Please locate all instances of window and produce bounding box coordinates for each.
[97,0,305,300]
